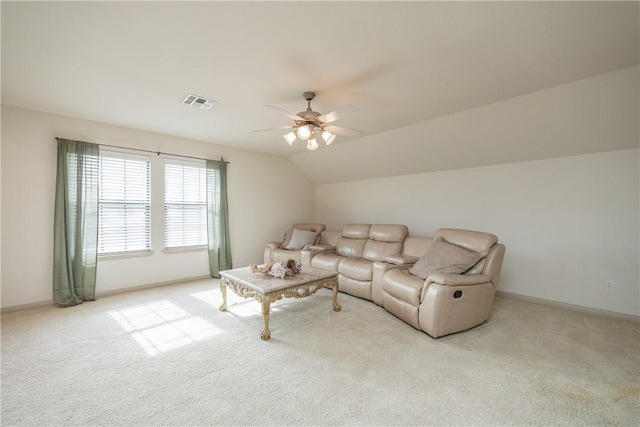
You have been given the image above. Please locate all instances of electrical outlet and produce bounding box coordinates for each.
[185,257,191,264]
[604,280,614,291]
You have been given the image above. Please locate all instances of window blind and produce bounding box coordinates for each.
[98,150,151,255]
[164,158,207,249]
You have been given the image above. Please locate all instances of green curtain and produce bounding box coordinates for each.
[52,138,100,307]
[206,160,232,277]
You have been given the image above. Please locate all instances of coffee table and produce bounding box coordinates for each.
[219,266,340,340]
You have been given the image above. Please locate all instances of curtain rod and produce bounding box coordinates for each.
[55,138,229,164]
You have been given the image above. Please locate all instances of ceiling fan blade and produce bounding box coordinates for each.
[264,104,302,121]
[318,105,359,124]
[252,125,295,133]
[325,125,363,138]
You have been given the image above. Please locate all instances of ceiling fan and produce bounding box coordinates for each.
[255,91,363,151]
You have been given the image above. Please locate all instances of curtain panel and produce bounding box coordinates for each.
[53,138,100,307]
[206,160,232,277]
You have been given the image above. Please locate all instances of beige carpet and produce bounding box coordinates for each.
[1,278,638,426]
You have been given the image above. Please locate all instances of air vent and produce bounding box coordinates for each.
[181,94,216,111]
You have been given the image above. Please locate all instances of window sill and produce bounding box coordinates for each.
[98,250,154,261]
[162,247,207,255]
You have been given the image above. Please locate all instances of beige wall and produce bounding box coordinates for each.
[316,150,640,317]
[1,106,315,309]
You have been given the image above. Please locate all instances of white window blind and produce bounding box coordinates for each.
[164,159,207,249]
[98,150,151,255]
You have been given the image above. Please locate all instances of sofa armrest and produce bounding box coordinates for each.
[426,273,491,286]
[307,244,335,252]
[384,254,419,266]
[266,241,282,250]
[372,261,408,307]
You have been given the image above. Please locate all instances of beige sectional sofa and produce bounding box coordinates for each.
[263,223,505,338]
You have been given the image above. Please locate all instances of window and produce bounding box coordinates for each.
[98,150,151,255]
[164,159,207,249]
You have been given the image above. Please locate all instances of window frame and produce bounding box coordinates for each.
[163,157,208,251]
[97,149,152,256]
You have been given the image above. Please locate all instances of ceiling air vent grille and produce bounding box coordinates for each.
[182,94,216,111]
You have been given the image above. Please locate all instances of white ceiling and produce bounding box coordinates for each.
[2,1,639,159]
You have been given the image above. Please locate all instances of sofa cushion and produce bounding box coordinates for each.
[409,238,483,280]
[284,229,318,250]
[338,258,373,281]
[311,252,343,271]
[271,248,302,262]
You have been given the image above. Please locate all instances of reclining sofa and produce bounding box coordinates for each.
[263,223,505,338]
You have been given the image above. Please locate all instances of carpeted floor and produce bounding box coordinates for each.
[1,278,639,426]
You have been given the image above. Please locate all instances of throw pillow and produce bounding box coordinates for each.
[409,238,483,280]
[282,228,294,247]
[284,229,318,251]
[282,227,313,248]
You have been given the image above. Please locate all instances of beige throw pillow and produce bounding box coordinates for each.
[409,238,483,280]
[282,227,314,248]
[284,229,318,251]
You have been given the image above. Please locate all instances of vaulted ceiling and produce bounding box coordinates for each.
[2,1,639,165]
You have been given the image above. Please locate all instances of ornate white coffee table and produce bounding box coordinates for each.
[219,266,340,340]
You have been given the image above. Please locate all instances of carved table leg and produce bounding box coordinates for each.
[219,279,228,312]
[332,281,342,312]
[260,296,272,341]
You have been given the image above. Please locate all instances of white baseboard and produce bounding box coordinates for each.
[496,290,640,323]
[94,275,213,298]
[0,275,213,314]
[0,298,53,314]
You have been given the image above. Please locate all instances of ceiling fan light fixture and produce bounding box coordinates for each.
[307,137,319,151]
[296,124,312,140]
[261,91,361,151]
[283,132,296,145]
[322,130,336,146]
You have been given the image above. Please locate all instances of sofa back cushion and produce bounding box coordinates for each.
[336,224,371,257]
[362,224,409,262]
[318,230,342,246]
[433,228,497,257]
[368,224,408,243]
[402,236,434,258]
[342,224,371,239]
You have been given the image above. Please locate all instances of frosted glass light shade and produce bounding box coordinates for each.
[306,138,319,151]
[321,130,336,146]
[283,132,296,145]
[296,125,312,140]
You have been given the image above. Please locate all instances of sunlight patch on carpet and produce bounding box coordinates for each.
[190,290,281,318]
[108,300,222,356]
